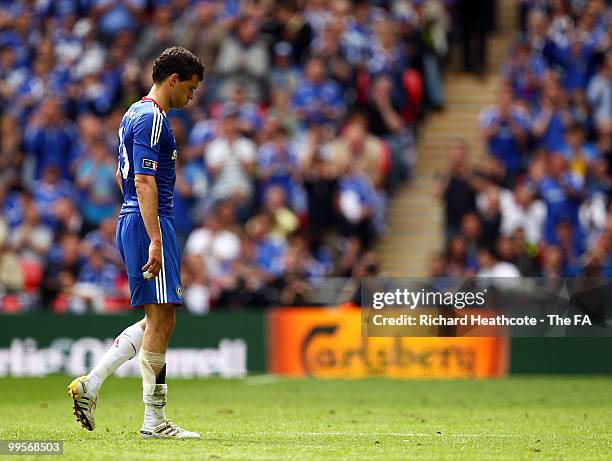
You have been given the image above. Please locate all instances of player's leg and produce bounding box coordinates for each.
[68,214,148,431]
[67,319,145,431]
[139,303,174,429]
[138,303,199,439]
[88,318,146,393]
[138,216,199,439]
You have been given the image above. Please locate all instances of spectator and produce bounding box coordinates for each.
[510,227,539,276]
[92,0,146,42]
[539,244,565,278]
[302,142,339,246]
[503,40,546,103]
[580,157,609,247]
[9,199,53,265]
[460,212,485,262]
[268,41,301,93]
[178,0,228,73]
[266,87,298,136]
[547,0,573,53]
[498,183,547,246]
[184,204,241,291]
[216,84,264,137]
[0,114,24,187]
[262,185,299,240]
[133,5,176,65]
[476,187,502,247]
[556,218,583,274]
[205,108,256,209]
[53,197,84,236]
[476,246,521,277]
[532,153,585,247]
[558,31,594,93]
[69,247,120,313]
[561,123,599,179]
[256,125,300,205]
[0,233,24,296]
[173,130,209,247]
[0,0,436,310]
[83,217,123,269]
[337,158,383,250]
[531,75,574,152]
[23,98,78,182]
[40,233,84,310]
[215,16,269,101]
[435,141,481,239]
[331,111,387,190]
[524,8,549,58]
[366,19,407,77]
[457,0,492,74]
[428,251,448,277]
[445,235,473,276]
[364,74,415,184]
[260,2,313,65]
[181,255,210,315]
[246,213,287,280]
[479,84,530,181]
[586,51,612,132]
[75,138,118,231]
[33,165,76,229]
[312,22,352,88]
[291,55,346,129]
[216,232,269,309]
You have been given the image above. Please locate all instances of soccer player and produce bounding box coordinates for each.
[67,46,205,439]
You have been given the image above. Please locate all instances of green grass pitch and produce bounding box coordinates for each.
[0,375,610,460]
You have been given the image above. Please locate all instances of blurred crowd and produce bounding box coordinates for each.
[435,0,612,279]
[0,0,462,313]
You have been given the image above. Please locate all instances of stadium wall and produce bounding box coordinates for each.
[510,338,612,374]
[0,313,610,377]
[0,313,265,377]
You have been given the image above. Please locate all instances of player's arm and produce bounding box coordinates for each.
[116,164,123,194]
[135,173,162,278]
[132,111,164,279]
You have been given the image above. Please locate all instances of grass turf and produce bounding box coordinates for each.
[0,375,610,460]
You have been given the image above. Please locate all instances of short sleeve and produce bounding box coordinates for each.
[133,110,163,176]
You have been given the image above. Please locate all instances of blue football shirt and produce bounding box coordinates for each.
[118,98,177,219]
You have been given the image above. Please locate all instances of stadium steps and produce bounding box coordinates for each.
[378,0,517,277]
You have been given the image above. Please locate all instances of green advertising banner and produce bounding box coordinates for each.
[0,313,265,377]
[510,337,612,374]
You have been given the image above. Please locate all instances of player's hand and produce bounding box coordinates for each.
[142,240,162,279]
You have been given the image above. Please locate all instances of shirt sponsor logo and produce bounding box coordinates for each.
[142,159,158,171]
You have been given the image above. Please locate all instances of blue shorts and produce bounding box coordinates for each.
[116,213,183,307]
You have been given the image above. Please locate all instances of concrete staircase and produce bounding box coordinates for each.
[379,0,517,277]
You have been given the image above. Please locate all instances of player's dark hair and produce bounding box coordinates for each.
[152,46,205,84]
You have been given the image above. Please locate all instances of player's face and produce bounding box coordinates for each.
[170,74,200,109]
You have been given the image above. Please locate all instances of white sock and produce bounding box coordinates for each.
[139,349,167,428]
[87,322,144,395]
